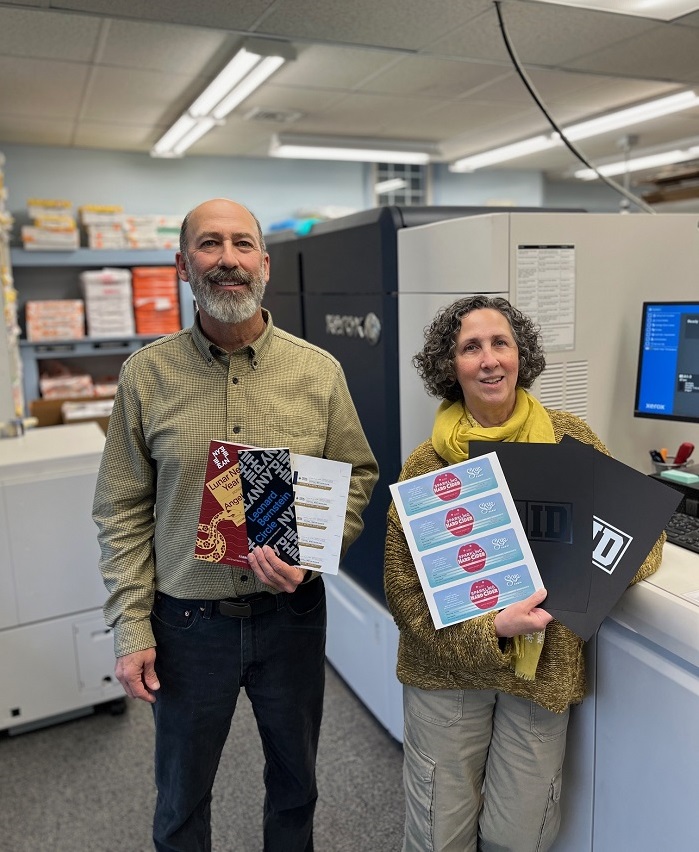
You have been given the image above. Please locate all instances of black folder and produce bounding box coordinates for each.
[471,437,682,640]
[469,440,594,614]
[547,436,681,640]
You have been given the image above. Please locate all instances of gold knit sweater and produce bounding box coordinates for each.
[384,408,665,713]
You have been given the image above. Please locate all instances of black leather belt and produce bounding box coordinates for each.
[217,593,279,618]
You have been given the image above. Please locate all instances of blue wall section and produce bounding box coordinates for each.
[431,164,545,207]
[0,144,371,236]
[1,143,636,246]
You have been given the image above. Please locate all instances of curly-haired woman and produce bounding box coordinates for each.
[384,295,662,852]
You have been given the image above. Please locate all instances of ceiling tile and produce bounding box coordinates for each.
[0,115,75,147]
[73,120,160,150]
[242,84,339,114]
[81,66,196,124]
[359,55,511,99]
[100,19,236,75]
[427,1,655,67]
[301,92,440,136]
[389,99,536,143]
[0,57,89,117]
[51,0,275,29]
[271,44,401,91]
[259,0,491,51]
[565,24,699,82]
[0,7,102,61]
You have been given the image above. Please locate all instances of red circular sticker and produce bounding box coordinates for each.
[469,579,500,610]
[433,472,462,502]
[444,507,474,537]
[457,543,487,573]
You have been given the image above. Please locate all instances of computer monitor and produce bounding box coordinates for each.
[634,301,699,423]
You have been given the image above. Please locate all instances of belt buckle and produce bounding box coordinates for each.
[219,599,252,618]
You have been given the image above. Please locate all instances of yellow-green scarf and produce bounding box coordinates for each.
[431,387,555,681]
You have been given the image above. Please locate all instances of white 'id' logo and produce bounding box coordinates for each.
[592,516,633,574]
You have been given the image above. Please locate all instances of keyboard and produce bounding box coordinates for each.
[665,511,699,555]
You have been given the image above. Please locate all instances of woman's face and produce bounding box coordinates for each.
[454,308,520,427]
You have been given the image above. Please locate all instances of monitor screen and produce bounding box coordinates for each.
[634,301,699,423]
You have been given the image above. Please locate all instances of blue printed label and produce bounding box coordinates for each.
[408,492,510,552]
[395,458,498,517]
[420,528,524,588]
[434,567,535,624]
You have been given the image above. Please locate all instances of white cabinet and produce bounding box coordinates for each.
[11,248,194,409]
[0,423,125,732]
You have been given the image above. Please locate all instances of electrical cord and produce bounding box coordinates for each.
[494,0,656,214]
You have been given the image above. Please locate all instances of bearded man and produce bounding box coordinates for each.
[93,198,378,852]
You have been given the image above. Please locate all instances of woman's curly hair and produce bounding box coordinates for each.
[413,295,546,402]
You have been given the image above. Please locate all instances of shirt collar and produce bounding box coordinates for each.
[191,309,275,366]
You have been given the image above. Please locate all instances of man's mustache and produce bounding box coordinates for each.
[204,267,254,286]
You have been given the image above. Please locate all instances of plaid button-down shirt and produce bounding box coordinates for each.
[93,311,378,657]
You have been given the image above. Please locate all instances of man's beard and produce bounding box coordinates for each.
[185,258,266,324]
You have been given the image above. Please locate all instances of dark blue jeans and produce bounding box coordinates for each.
[150,579,326,852]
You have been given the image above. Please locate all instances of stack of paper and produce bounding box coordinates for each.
[80,268,135,337]
[25,299,85,341]
[22,199,79,250]
[132,266,180,335]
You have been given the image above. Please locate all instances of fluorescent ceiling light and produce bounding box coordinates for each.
[152,114,198,158]
[574,146,699,180]
[270,134,438,165]
[188,49,261,118]
[529,0,699,21]
[172,118,217,156]
[449,136,558,172]
[375,178,408,193]
[151,40,294,158]
[448,90,699,172]
[565,91,699,141]
[212,56,286,120]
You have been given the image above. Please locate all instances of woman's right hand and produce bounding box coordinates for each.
[494,588,552,637]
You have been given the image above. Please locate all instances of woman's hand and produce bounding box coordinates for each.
[494,588,552,637]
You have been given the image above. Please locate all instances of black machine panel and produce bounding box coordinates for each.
[263,229,303,336]
[265,206,579,602]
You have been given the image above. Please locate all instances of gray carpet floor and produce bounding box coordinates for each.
[0,663,405,851]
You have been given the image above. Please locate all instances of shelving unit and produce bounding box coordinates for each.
[0,156,22,423]
[11,248,195,409]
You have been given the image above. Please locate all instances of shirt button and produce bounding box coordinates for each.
[251,359,259,369]
[233,426,241,434]
[231,377,239,384]
[240,575,248,582]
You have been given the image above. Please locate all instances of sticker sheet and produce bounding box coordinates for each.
[390,452,543,629]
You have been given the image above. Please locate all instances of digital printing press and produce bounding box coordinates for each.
[267,208,699,850]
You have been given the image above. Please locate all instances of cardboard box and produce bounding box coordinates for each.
[29,396,114,433]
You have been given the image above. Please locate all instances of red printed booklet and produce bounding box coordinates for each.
[194,440,251,569]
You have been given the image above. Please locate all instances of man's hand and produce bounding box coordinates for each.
[115,648,159,703]
[493,588,553,638]
[247,545,307,593]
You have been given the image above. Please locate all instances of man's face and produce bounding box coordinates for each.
[178,200,270,325]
